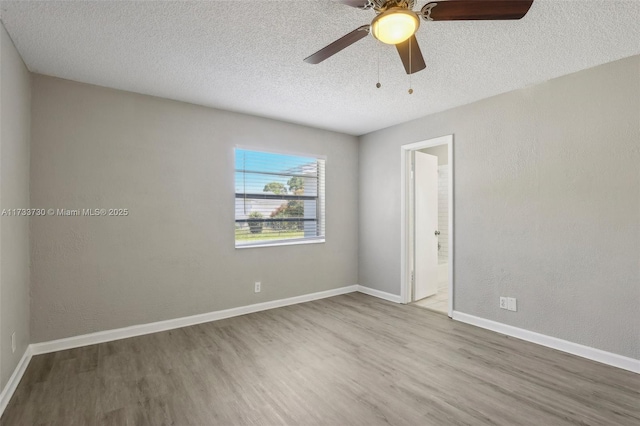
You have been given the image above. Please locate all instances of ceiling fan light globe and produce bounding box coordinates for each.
[371,8,420,45]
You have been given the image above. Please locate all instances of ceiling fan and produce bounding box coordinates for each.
[304,0,534,75]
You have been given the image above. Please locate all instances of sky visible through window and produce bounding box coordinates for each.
[235,149,317,194]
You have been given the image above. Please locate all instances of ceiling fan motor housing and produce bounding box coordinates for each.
[375,0,416,13]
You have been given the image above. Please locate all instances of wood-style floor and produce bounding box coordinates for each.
[2,293,638,425]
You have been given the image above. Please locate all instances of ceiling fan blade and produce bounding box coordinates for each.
[304,25,370,64]
[396,35,426,75]
[421,0,534,21]
[336,0,372,9]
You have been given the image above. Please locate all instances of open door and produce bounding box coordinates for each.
[414,151,439,300]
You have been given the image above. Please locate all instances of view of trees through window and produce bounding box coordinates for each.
[235,149,325,246]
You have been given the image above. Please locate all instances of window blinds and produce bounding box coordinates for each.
[235,148,325,247]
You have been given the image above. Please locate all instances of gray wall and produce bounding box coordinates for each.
[0,24,31,389]
[359,56,640,359]
[30,75,359,343]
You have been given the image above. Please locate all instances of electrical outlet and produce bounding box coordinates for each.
[11,332,16,353]
[254,281,261,293]
[507,297,517,312]
[499,297,508,309]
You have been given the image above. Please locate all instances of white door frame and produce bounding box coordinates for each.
[400,135,454,317]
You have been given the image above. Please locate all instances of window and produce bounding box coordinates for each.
[235,148,325,248]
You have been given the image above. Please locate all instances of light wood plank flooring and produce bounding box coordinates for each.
[2,293,638,425]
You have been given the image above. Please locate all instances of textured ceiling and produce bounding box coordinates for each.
[1,0,639,135]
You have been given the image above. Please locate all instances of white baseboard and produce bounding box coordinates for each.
[30,285,358,356]
[0,346,33,416]
[357,285,402,303]
[28,284,401,357]
[452,311,640,374]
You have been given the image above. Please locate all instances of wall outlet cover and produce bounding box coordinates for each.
[500,297,508,309]
[254,282,261,293]
[11,332,16,353]
[508,297,517,312]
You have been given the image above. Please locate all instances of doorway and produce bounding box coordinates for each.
[400,135,453,317]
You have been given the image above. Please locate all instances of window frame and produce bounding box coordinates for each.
[234,146,326,249]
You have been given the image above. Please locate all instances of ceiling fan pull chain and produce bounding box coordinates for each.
[408,37,414,94]
[376,39,382,88]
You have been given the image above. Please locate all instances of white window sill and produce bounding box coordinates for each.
[235,238,325,250]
